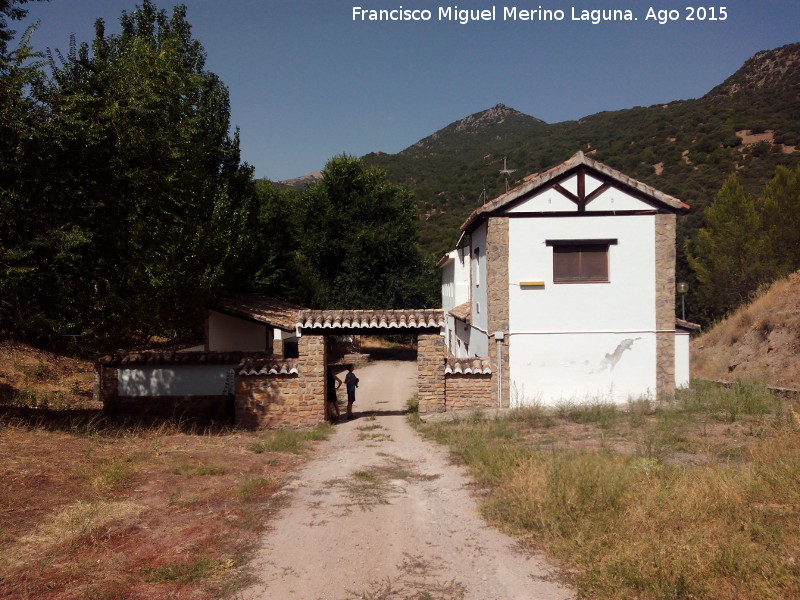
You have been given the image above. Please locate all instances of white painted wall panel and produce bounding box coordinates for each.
[508,215,656,332]
[509,333,657,405]
[470,224,488,335]
[506,187,577,212]
[675,331,690,388]
[118,365,233,396]
[208,311,268,352]
[587,189,654,211]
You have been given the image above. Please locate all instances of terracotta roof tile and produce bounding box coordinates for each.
[448,302,471,324]
[238,357,299,376]
[297,309,444,330]
[445,357,492,375]
[676,318,701,331]
[98,351,255,367]
[208,294,307,331]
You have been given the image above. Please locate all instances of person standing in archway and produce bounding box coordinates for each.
[344,364,359,419]
[326,367,342,422]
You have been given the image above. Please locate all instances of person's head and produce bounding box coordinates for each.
[347,364,354,372]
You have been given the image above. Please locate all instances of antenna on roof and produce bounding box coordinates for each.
[499,157,516,192]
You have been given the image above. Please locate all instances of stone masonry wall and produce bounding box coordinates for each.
[486,217,510,408]
[235,334,326,429]
[417,333,445,414]
[445,374,493,410]
[94,364,118,405]
[655,213,677,401]
[105,395,234,422]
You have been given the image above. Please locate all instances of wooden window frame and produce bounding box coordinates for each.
[546,239,617,284]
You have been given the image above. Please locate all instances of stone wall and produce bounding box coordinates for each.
[486,217,510,408]
[417,333,445,414]
[105,395,234,422]
[445,374,493,410]
[655,213,677,400]
[235,334,326,429]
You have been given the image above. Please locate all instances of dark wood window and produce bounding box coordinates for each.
[547,239,616,283]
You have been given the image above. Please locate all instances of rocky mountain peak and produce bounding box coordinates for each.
[454,103,527,133]
[707,42,800,98]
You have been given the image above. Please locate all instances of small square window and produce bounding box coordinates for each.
[547,239,616,283]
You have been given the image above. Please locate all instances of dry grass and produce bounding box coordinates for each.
[692,271,800,388]
[416,382,800,600]
[0,417,330,599]
[0,342,332,599]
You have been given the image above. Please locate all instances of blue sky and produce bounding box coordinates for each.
[19,1,800,181]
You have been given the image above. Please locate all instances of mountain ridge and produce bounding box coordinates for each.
[359,42,800,255]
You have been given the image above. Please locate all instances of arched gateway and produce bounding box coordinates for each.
[234,306,472,429]
[96,294,495,428]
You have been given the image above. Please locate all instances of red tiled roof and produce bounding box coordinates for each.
[297,309,444,329]
[676,318,701,331]
[208,294,307,331]
[98,351,257,367]
[460,151,690,232]
[448,302,471,325]
[238,357,299,376]
[445,357,492,375]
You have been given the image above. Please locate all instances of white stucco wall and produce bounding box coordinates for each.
[467,224,489,357]
[208,310,269,352]
[441,248,471,356]
[675,331,690,388]
[118,365,234,397]
[507,212,659,405]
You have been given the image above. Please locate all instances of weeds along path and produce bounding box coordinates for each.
[237,360,573,600]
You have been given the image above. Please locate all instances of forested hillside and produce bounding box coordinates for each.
[0,0,434,353]
[363,43,800,250]
[362,42,800,324]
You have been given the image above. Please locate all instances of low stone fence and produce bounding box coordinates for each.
[97,334,494,428]
[235,355,323,429]
[96,351,244,422]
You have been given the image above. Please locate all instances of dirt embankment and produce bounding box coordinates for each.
[691,271,800,388]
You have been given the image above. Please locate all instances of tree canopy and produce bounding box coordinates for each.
[1,0,258,350]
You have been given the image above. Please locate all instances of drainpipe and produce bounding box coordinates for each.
[493,331,505,408]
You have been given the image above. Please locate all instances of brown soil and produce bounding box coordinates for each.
[0,341,314,599]
[691,271,800,388]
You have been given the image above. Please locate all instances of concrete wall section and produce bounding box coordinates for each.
[118,365,234,397]
[507,214,659,405]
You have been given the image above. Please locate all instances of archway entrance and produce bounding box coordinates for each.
[295,309,446,421]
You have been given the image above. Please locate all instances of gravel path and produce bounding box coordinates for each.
[238,360,574,600]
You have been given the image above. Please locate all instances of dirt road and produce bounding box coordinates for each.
[238,360,573,600]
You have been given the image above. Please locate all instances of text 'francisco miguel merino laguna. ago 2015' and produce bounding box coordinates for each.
[351,6,729,25]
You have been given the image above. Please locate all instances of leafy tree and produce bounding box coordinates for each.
[0,0,46,56]
[687,175,768,317]
[759,164,800,277]
[296,155,435,309]
[0,5,49,339]
[1,1,257,350]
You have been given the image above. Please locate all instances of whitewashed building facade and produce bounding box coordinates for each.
[440,151,696,406]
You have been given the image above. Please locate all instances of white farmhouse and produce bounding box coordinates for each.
[439,151,697,406]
